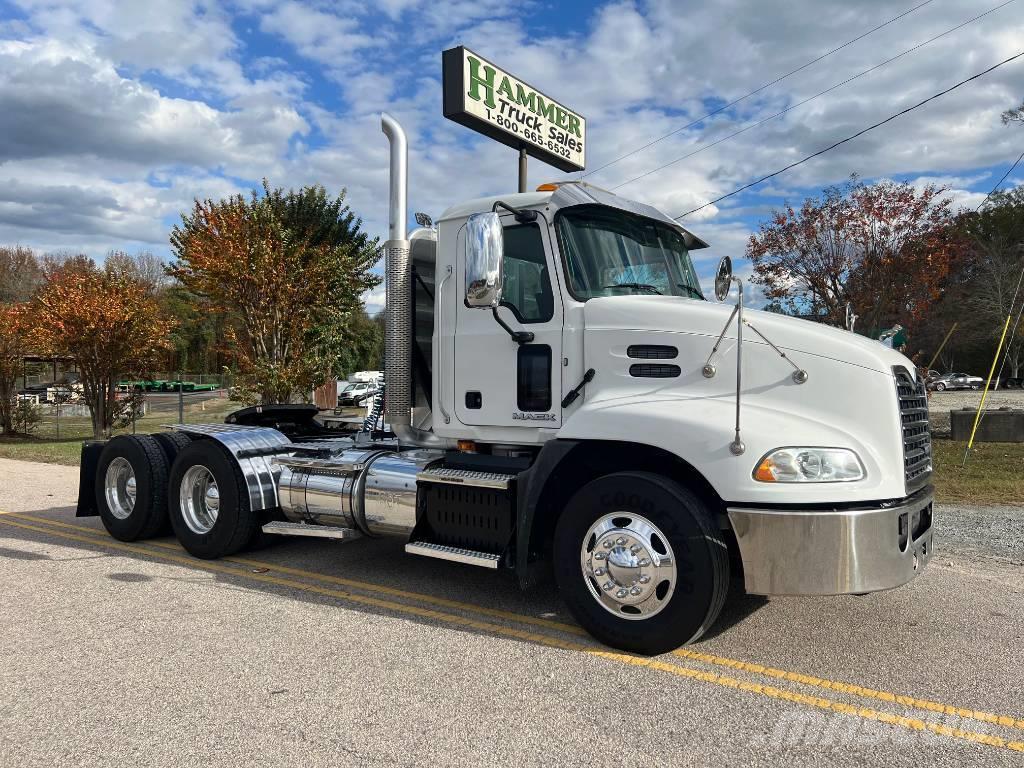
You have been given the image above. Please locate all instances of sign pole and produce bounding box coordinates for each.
[518,148,527,193]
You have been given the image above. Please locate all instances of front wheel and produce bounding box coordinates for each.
[934,382,946,391]
[554,472,729,655]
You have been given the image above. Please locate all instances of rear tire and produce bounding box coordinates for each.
[934,382,945,391]
[95,435,170,542]
[168,439,257,559]
[554,472,729,655]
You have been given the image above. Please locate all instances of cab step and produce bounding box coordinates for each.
[261,521,361,540]
[404,541,502,569]
[416,467,514,489]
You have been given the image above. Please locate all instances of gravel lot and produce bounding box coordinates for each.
[1,457,1023,767]
[927,390,1024,435]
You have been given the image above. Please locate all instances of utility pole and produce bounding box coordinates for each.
[518,148,527,193]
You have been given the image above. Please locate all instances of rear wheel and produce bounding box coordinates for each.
[934,382,946,391]
[168,439,257,559]
[554,472,729,655]
[95,435,169,541]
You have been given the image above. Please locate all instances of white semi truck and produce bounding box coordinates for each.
[78,113,933,655]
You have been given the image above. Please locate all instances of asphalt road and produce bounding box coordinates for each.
[1,457,1022,767]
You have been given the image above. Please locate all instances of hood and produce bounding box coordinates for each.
[583,296,914,376]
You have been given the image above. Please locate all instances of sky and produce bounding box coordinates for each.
[0,0,1021,312]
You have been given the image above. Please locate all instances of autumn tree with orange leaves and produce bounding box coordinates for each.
[0,302,35,435]
[747,177,967,334]
[34,259,171,438]
[169,182,380,404]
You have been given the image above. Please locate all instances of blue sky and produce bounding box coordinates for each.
[0,0,1021,311]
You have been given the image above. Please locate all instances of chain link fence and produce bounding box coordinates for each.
[22,388,237,441]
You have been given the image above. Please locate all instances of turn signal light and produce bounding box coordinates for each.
[457,440,478,453]
[536,183,560,191]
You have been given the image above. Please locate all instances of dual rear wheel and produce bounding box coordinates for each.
[96,434,257,559]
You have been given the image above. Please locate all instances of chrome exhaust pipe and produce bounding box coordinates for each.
[381,112,412,435]
[381,112,456,449]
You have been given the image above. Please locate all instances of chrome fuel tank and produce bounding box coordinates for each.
[276,448,438,536]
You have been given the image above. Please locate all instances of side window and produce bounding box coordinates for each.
[501,224,553,323]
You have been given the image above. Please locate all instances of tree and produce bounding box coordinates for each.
[1002,100,1024,125]
[0,246,43,303]
[169,181,380,404]
[0,303,34,436]
[954,189,1024,378]
[746,177,965,333]
[33,258,171,438]
[104,250,172,293]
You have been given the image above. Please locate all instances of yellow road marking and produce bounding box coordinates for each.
[7,510,1024,733]
[1,513,1023,754]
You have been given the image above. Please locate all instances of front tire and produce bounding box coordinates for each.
[554,472,729,655]
[168,439,257,559]
[934,382,945,391]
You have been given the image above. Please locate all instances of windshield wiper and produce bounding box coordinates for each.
[676,283,704,300]
[602,282,662,295]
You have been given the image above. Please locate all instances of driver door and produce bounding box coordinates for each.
[454,211,563,429]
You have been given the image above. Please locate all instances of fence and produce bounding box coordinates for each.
[28,388,236,441]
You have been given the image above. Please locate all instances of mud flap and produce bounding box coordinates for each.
[76,440,106,517]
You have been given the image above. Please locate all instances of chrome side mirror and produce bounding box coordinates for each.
[465,212,503,308]
[714,255,733,302]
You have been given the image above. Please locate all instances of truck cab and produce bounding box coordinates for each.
[81,113,933,655]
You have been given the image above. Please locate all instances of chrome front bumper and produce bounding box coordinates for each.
[726,488,934,596]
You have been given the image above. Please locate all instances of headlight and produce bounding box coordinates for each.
[753,448,865,483]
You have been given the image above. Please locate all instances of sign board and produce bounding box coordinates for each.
[442,46,586,173]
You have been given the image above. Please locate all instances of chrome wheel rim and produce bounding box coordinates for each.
[104,457,137,520]
[580,512,676,620]
[180,465,220,535]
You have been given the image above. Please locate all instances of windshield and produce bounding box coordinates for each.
[555,205,703,300]
[342,384,356,392]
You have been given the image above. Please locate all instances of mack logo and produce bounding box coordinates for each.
[513,412,557,421]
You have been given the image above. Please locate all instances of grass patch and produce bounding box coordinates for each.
[0,436,86,465]
[931,439,1024,505]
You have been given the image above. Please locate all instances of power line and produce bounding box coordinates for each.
[976,149,1024,209]
[613,0,1016,192]
[674,50,1024,220]
[583,0,939,178]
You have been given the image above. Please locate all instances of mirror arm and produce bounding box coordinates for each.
[492,306,535,345]
[492,200,538,224]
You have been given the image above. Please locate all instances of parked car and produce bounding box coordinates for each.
[338,381,378,406]
[928,372,983,391]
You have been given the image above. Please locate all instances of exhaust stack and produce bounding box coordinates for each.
[380,112,454,449]
[381,112,411,436]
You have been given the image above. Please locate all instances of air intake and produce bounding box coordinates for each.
[629,364,680,378]
[627,345,678,359]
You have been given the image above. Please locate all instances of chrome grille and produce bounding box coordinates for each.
[894,367,932,492]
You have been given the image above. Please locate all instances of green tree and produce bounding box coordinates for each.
[169,181,381,404]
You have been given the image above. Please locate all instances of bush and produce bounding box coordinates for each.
[12,400,41,435]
